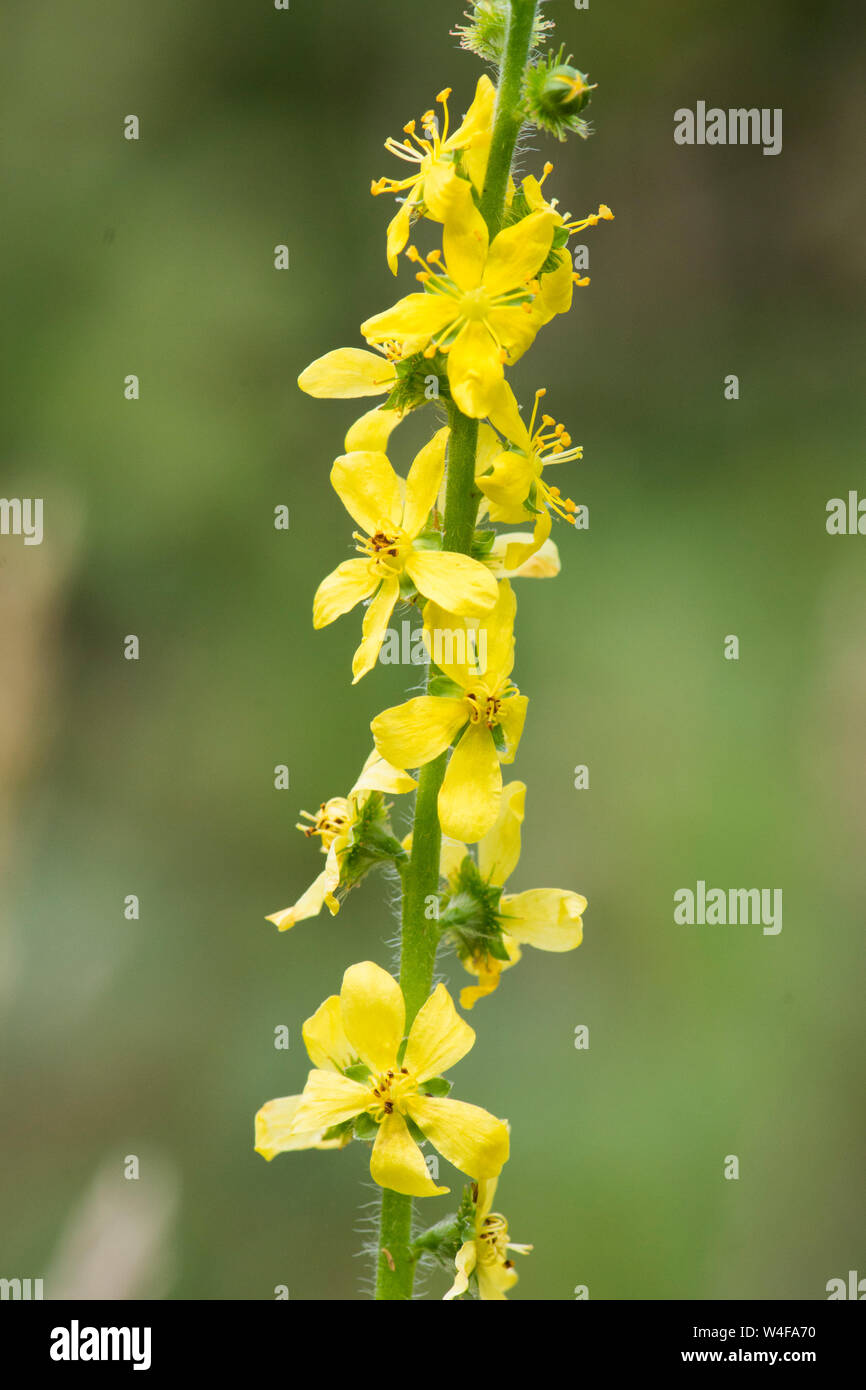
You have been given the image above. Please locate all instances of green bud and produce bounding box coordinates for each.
[525,47,597,142]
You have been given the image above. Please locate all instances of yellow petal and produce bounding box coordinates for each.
[331,451,402,534]
[486,380,532,451]
[265,870,328,932]
[298,347,396,398]
[477,1259,519,1300]
[447,75,496,155]
[352,750,417,796]
[402,427,450,537]
[372,696,467,770]
[438,724,502,843]
[484,580,517,686]
[534,251,574,325]
[475,422,505,478]
[439,832,469,884]
[482,211,556,297]
[302,995,356,1072]
[386,200,413,275]
[404,982,475,1082]
[370,1109,448,1197]
[442,192,489,291]
[340,961,405,1074]
[447,321,505,420]
[405,549,498,615]
[352,576,400,684]
[478,781,525,886]
[497,693,528,765]
[345,406,404,453]
[487,305,538,361]
[443,1239,477,1300]
[313,558,377,629]
[404,1096,509,1179]
[422,603,480,689]
[500,888,586,951]
[362,293,456,346]
[254,1095,350,1159]
[290,1069,370,1132]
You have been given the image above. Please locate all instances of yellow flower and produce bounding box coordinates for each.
[361,183,556,419]
[265,752,415,932]
[443,1177,532,1300]
[371,582,527,842]
[371,79,496,272]
[255,961,510,1197]
[440,781,587,1008]
[521,164,614,313]
[476,386,584,569]
[314,428,499,682]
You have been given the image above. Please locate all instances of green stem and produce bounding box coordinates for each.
[374,0,538,1301]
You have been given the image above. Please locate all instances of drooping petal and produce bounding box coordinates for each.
[500,888,586,951]
[298,347,396,398]
[386,199,414,275]
[405,549,498,615]
[372,696,467,771]
[533,251,575,326]
[422,602,480,689]
[352,750,417,796]
[482,211,556,297]
[254,1095,351,1159]
[339,961,405,1074]
[265,870,328,932]
[438,723,502,843]
[302,994,357,1072]
[447,321,505,420]
[402,427,450,537]
[497,693,528,765]
[330,451,403,534]
[460,939,521,1010]
[344,406,404,453]
[370,1110,449,1197]
[478,781,526,886]
[289,1069,370,1133]
[313,559,378,629]
[403,982,475,1083]
[443,1239,478,1300]
[405,1095,509,1180]
[351,575,400,684]
[361,293,457,347]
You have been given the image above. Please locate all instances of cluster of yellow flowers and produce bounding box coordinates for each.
[255,57,611,1301]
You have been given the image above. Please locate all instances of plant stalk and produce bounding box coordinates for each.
[374,0,538,1300]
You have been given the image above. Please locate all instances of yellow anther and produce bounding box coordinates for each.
[574,274,590,287]
[437,87,452,103]
[598,204,614,220]
[403,121,416,135]
[406,246,421,261]
[427,248,442,263]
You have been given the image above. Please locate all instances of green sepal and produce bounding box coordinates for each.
[353,1112,379,1142]
[428,674,465,699]
[383,350,451,413]
[322,1117,355,1144]
[438,855,510,964]
[411,529,444,552]
[406,1115,428,1146]
[420,1075,452,1098]
[490,722,507,755]
[471,527,497,560]
[331,791,408,909]
[343,1063,371,1084]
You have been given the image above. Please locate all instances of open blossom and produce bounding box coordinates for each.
[314,428,499,682]
[265,752,415,933]
[372,582,527,842]
[440,781,587,1008]
[361,177,556,420]
[444,1177,532,1300]
[372,79,496,273]
[255,961,510,1197]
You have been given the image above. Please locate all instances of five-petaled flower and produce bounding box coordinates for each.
[372,581,527,842]
[255,961,510,1197]
[314,427,499,682]
[361,178,557,420]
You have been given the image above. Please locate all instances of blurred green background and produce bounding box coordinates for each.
[1,0,864,1300]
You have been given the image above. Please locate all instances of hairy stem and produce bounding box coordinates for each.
[374,0,538,1301]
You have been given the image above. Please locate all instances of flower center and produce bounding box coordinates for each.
[368,1067,415,1119]
[459,287,493,322]
[465,689,502,728]
[354,525,408,572]
[298,797,353,850]
[477,1213,512,1266]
